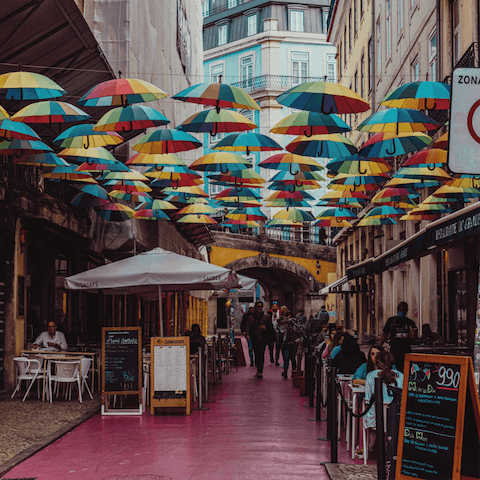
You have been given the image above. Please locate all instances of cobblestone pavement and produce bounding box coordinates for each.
[325,463,377,480]
[0,390,101,472]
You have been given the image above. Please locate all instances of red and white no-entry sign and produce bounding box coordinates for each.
[449,68,480,174]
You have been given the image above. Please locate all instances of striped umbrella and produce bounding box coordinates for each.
[265,190,314,201]
[163,193,208,204]
[54,124,123,149]
[144,165,201,180]
[269,170,325,183]
[371,187,419,209]
[213,132,282,156]
[226,207,266,221]
[259,153,323,173]
[78,78,167,107]
[172,83,260,111]
[0,139,52,155]
[265,218,304,228]
[133,129,202,154]
[314,218,353,228]
[432,183,480,200]
[162,185,208,198]
[357,108,438,134]
[215,198,262,208]
[108,190,152,203]
[315,208,358,221]
[13,152,69,167]
[178,109,256,135]
[266,199,311,208]
[286,134,357,158]
[0,119,40,140]
[176,214,217,225]
[401,148,447,168]
[270,111,351,136]
[94,105,170,132]
[433,132,448,150]
[10,101,90,124]
[222,218,260,228]
[102,180,152,193]
[384,177,439,189]
[326,155,391,175]
[58,146,121,165]
[268,180,321,191]
[359,132,432,158]
[276,81,370,114]
[133,207,170,220]
[178,203,218,215]
[75,161,130,173]
[190,152,251,173]
[209,169,266,188]
[400,211,442,221]
[366,206,406,217]
[95,203,136,222]
[393,166,451,182]
[0,71,65,100]
[215,187,262,199]
[316,198,363,208]
[151,177,204,189]
[273,208,314,222]
[328,173,389,191]
[71,185,111,207]
[357,216,397,226]
[126,153,186,167]
[43,165,97,183]
[380,81,451,110]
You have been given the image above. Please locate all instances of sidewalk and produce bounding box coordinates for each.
[2,341,373,480]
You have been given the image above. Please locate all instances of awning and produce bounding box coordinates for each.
[346,258,374,280]
[320,276,351,295]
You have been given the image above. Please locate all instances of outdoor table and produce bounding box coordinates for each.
[336,374,353,440]
[348,383,366,459]
[22,350,96,401]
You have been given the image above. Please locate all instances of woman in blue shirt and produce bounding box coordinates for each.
[352,345,383,386]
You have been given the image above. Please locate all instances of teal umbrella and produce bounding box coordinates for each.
[286,134,357,158]
[212,132,282,156]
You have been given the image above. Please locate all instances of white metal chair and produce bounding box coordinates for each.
[48,359,82,403]
[362,399,389,464]
[80,357,93,400]
[11,357,44,401]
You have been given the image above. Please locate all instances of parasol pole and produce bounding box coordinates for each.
[158,285,164,336]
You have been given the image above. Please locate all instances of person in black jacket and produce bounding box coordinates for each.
[241,303,255,366]
[332,332,366,374]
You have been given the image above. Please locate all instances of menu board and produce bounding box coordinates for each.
[396,354,480,480]
[102,327,141,394]
[153,344,187,397]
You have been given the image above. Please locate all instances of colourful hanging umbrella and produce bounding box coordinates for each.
[172,83,260,110]
[432,183,480,199]
[265,218,304,228]
[71,185,111,207]
[366,206,406,218]
[400,211,442,221]
[316,198,363,208]
[140,199,178,211]
[75,161,130,173]
[209,168,265,186]
[259,153,323,173]
[358,132,432,158]
[320,190,370,202]
[58,146,121,165]
[95,203,136,222]
[286,133,357,158]
[357,216,397,226]
[371,187,419,208]
[0,139,52,155]
[222,218,260,228]
[144,165,201,180]
[0,105,9,120]
[216,198,262,208]
[357,108,438,134]
[93,105,170,132]
[178,108,256,135]
[213,132,282,156]
[226,207,266,221]
[270,111,351,136]
[314,218,353,228]
[401,148,447,168]
[163,193,207,204]
[162,185,208,197]
[328,173,389,191]
[412,203,452,213]
[0,71,65,100]
[100,170,149,181]
[269,180,321,191]
[276,81,370,114]
[178,203,218,215]
[190,152,251,172]
[126,153,186,167]
[54,124,123,149]
[133,129,202,154]
[176,214,217,224]
[133,207,171,220]
[151,176,203,189]
[326,154,391,175]
[103,180,152,193]
[13,152,69,167]
[269,170,325,183]
[266,199,312,208]
[380,81,451,110]
[265,190,314,201]
[43,165,97,183]
[384,177,439,189]
[78,78,167,107]
[215,187,262,199]
[0,119,40,140]
[10,101,90,124]
[393,166,451,181]
[273,208,314,222]
[432,132,448,150]
[315,208,358,220]
[108,190,152,203]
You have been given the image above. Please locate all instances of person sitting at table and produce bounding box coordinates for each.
[352,344,384,386]
[189,323,206,355]
[32,321,68,351]
[420,323,441,345]
[331,332,366,374]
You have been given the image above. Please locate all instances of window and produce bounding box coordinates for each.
[326,54,336,82]
[290,10,304,32]
[376,18,381,74]
[228,0,237,8]
[211,63,223,83]
[354,0,357,37]
[240,55,254,89]
[292,52,309,84]
[386,0,391,57]
[247,14,257,36]
[411,56,419,81]
[398,0,403,31]
[429,28,437,81]
[453,0,460,65]
[202,0,209,18]
[360,53,365,98]
[218,24,227,46]
[368,37,373,92]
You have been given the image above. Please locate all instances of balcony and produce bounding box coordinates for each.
[230,75,333,95]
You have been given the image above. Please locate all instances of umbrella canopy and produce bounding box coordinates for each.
[286,133,357,158]
[144,165,201,180]
[328,172,389,191]
[264,218,304,228]
[13,152,69,167]
[316,198,363,208]
[126,153,186,167]
[226,207,266,221]
[393,166,451,181]
[259,153,323,173]
[190,152,251,172]
[133,129,202,154]
[100,170,149,181]
[315,208,358,220]
[162,185,208,197]
[326,155,391,175]
[314,218,353,228]
[270,111,351,136]
[178,203,218,215]
[275,81,370,114]
[269,180,320,191]
[384,177,439,189]
[172,83,260,111]
[10,101,90,124]
[433,132,448,150]
[94,105,170,132]
[371,187,419,209]
[0,139,52,155]
[133,207,171,220]
[400,211,442,221]
[95,203,136,222]
[380,81,451,110]
[265,190,314,201]
[43,165,97,183]
[108,190,152,203]
[103,180,152,192]
[432,183,480,199]
[215,198,262,208]
[357,216,397,226]
[266,199,311,208]
[0,119,40,140]
[273,208,314,222]
[0,71,65,100]
[163,193,208,204]
[139,199,178,211]
[71,185,111,207]
[215,187,262,199]
[0,105,9,120]
[212,132,282,156]
[209,169,266,187]
[54,124,123,149]
[176,214,217,225]
[65,247,240,294]
[178,108,256,135]
[222,218,260,228]
[357,108,438,133]
[359,132,432,158]
[366,206,406,217]
[401,148,447,167]
[58,146,123,166]
[411,203,452,213]
[78,78,167,107]
[269,170,324,183]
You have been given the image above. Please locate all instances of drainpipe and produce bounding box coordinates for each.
[371,0,376,113]
[436,0,442,80]
[478,0,480,65]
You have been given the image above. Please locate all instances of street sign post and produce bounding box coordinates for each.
[448,68,480,174]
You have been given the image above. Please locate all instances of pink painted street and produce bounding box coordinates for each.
[3,359,362,480]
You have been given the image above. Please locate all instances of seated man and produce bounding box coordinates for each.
[32,321,68,351]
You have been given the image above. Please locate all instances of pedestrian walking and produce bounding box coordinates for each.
[241,303,255,366]
[278,306,298,379]
[268,301,281,365]
[318,305,330,325]
[379,301,417,372]
[247,300,275,378]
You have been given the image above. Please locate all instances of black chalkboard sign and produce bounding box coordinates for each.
[396,354,480,480]
[102,327,141,395]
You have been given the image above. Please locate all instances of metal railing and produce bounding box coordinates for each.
[455,42,479,70]
[203,0,253,18]
[231,75,334,94]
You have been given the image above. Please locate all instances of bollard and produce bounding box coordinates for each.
[329,365,338,463]
[193,346,208,411]
[308,352,315,408]
[385,386,401,480]
[211,338,217,385]
[204,345,215,403]
[375,376,386,480]
[217,335,222,381]
[310,359,324,421]
[319,359,334,442]
[303,345,312,407]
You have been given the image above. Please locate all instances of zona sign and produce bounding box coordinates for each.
[448,68,480,174]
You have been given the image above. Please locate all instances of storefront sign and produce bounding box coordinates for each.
[449,68,480,174]
[346,259,373,280]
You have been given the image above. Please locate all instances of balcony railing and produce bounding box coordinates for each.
[230,75,334,95]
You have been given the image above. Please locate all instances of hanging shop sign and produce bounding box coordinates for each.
[396,354,480,480]
[449,68,480,174]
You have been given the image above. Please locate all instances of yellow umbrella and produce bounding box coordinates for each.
[177,203,218,215]
[176,214,217,224]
